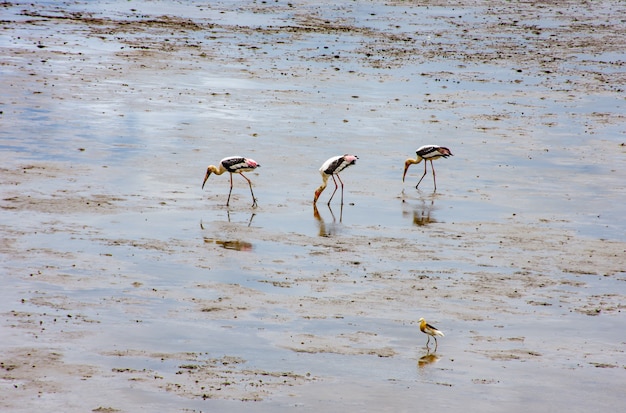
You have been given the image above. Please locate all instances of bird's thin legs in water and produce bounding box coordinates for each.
[247,213,256,227]
[327,174,340,205]
[425,336,439,352]
[415,160,438,191]
[227,173,234,206]
[336,174,345,205]
[239,173,258,207]
[326,202,343,223]
[225,173,256,207]
[430,160,437,191]
[416,162,428,189]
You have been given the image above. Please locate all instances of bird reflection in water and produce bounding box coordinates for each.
[226,210,256,227]
[203,238,253,251]
[200,210,255,229]
[417,352,441,369]
[199,218,254,251]
[313,203,343,237]
[401,191,438,227]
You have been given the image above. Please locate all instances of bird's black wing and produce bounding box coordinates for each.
[416,146,441,158]
[221,157,248,172]
[324,156,356,175]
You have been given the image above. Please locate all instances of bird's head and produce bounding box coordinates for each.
[439,147,454,157]
[202,166,216,189]
[403,158,421,181]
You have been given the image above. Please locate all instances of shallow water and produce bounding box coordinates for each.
[1,1,625,412]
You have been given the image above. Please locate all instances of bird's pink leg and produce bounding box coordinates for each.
[327,174,339,205]
[430,160,437,191]
[416,161,428,189]
[239,172,257,207]
[226,173,234,206]
[336,173,345,205]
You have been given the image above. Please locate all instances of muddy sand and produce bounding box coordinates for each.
[1,1,625,412]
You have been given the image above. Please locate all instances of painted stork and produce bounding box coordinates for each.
[202,156,260,207]
[418,317,445,351]
[314,154,358,205]
[403,145,453,190]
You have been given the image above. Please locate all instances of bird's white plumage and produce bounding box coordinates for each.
[320,154,357,175]
[403,145,453,190]
[314,154,358,205]
[202,156,260,207]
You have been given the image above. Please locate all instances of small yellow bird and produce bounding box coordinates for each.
[418,317,445,351]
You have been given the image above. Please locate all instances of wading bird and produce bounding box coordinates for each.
[418,317,445,351]
[403,145,453,190]
[314,154,358,205]
[202,156,260,207]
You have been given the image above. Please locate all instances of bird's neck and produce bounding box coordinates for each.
[315,176,328,191]
[314,175,329,200]
[209,165,227,175]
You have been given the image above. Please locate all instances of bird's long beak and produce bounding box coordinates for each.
[201,169,211,189]
[402,161,410,182]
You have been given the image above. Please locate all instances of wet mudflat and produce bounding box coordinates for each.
[1,1,625,412]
